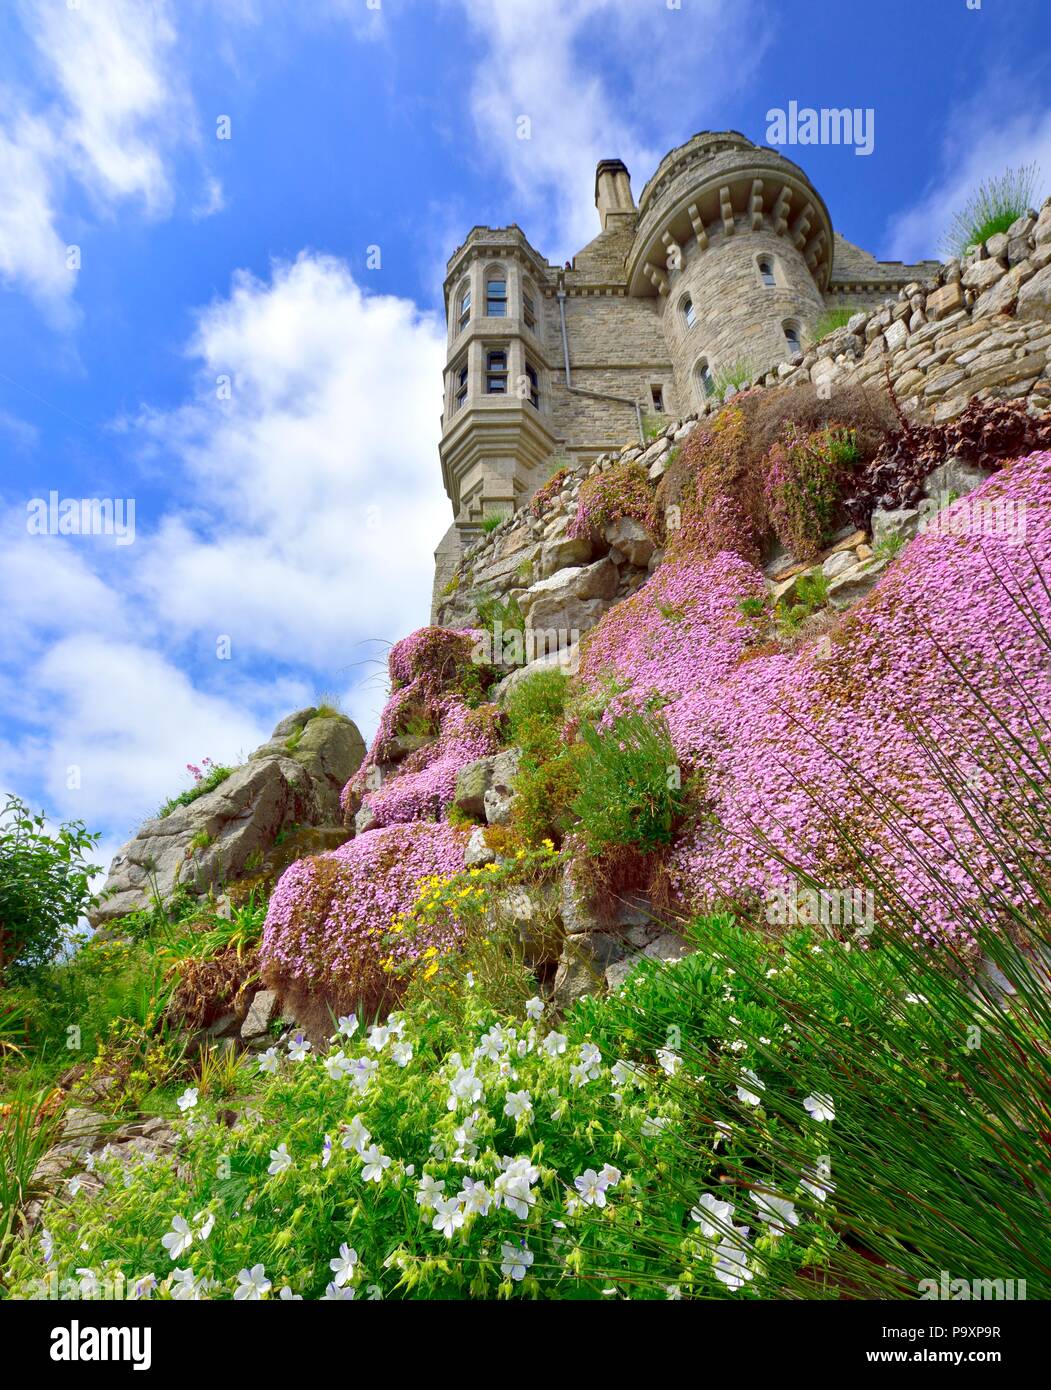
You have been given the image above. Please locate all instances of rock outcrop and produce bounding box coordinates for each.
[91,708,365,925]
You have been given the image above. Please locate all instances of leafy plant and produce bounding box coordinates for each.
[0,795,100,980]
[158,763,235,819]
[764,424,857,560]
[571,707,684,856]
[810,308,857,343]
[941,163,1040,258]
[480,515,504,535]
[711,359,757,396]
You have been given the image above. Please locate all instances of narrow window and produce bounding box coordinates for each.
[784,322,802,356]
[526,362,540,409]
[697,359,715,398]
[486,277,507,317]
[650,385,665,413]
[458,286,471,332]
[682,295,696,329]
[758,257,776,288]
[523,291,536,330]
[486,349,508,393]
[455,363,468,410]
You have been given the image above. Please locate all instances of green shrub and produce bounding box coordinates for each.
[941,163,1040,258]
[158,763,235,819]
[571,707,684,856]
[0,795,100,980]
[810,308,856,343]
[504,670,580,846]
[764,424,858,560]
[480,515,504,535]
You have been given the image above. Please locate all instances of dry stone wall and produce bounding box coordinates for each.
[434,197,1051,634]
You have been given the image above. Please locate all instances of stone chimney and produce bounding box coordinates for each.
[595,159,635,230]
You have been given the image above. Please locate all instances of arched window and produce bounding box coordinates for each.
[681,295,697,329]
[457,284,471,333]
[695,357,715,400]
[783,320,802,357]
[486,275,507,317]
[758,256,777,288]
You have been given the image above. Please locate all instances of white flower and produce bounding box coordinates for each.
[76,1268,100,1297]
[504,1089,533,1121]
[525,996,544,1021]
[610,1059,641,1091]
[387,1014,407,1039]
[349,1056,379,1092]
[324,1050,352,1081]
[598,1164,621,1189]
[176,1087,198,1112]
[195,1211,215,1241]
[494,1157,539,1219]
[657,1048,681,1076]
[432,1196,465,1238]
[712,1122,732,1149]
[751,1190,799,1236]
[736,1070,765,1106]
[391,1041,413,1067]
[465,971,475,988]
[665,1284,683,1300]
[130,1273,157,1300]
[415,1174,446,1210]
[279,1287,303,1300]
[579,1042,602,1074]
[337,1014,359,1039]
[447,1066,484,1110]
[329,1243,359,1287]
[573,1169,609,1208]
[359,1144,391,1183]
[321,1134,333,1168]
[161,1215,193,1260]
[67,1175,83,1197]
[287,1033,312,1062]
[268,1143,293,1175]
[713,1237,753,1290]
[40,1229,54,1266]
[234,1264,272,1300]
[168,1267,199,1300]
[258,1048,280,1076]
[641,1114,669,1136]
[341,1114,371,1154]
[690,1192,735,1239]
[803,1093,835,1123]
[541,1031,567,1058]
[800,1156,835,1203]
[321,1281,356,1300]
[476,1025,509,1061]
[458,1177,492,1216]
[500,1241,534,1281]
[367,1024,390,1052]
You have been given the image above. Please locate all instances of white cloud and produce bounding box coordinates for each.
[132,252,449,698]
[1,253,449,839]
[0,0,190,313]
[887,81,1051,262]
[452,0,766,258]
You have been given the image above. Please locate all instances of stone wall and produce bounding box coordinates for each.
[432,196,1051,628]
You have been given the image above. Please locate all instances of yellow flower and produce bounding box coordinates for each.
[423,962,439,980]
[422,946,438,959]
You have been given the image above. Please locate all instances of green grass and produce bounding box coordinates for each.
[480,515,504,535]
[157,763,235,819]
[810,308,856,343]
[941,163,1040,258]
[711,359,758,396]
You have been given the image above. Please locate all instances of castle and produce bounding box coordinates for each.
[433,129,939,585]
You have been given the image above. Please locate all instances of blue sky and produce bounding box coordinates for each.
[1,0,1049,872]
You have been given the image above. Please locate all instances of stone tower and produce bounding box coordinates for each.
[432,129,938,597]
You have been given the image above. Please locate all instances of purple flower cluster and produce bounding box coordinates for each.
[582,452,1051,947]
[362,700,501,828]
[260,820,468,988]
